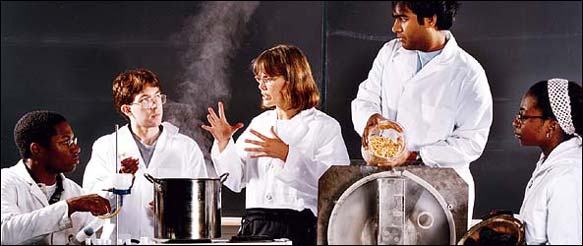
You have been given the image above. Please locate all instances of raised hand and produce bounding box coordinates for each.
[66,194,111,217]
[244,126,289,161]
[201,101,244,152]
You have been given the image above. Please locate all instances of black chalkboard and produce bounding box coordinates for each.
[2,1,581,218]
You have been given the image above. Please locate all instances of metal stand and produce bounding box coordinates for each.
[114,124,119,245]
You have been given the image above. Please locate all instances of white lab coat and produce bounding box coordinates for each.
[1,161,93,245]
[211,107,350,216]
[519,137,582,245]
[82,122,208,239]
[351,31,493,225]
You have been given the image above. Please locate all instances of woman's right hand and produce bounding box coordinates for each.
[201,101,244,152]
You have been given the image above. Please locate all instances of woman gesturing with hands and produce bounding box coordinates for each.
[203,103,289,160]
[203,44,349,245]
[202,101,244,152]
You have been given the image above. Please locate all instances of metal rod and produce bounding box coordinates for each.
[114,124,119,245]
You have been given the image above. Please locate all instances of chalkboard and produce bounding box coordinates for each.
[2,1,581,218]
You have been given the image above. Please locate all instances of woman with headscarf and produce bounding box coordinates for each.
[512,78,582,244]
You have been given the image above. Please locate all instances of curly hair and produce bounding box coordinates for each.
[14,110,67,159]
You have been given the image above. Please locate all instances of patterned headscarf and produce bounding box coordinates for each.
[547,78,579,139]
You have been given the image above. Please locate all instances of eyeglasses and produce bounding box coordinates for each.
[254,75,279,84]
[61,137,78,148]
[514,113,548,124]
[130,94,167,109]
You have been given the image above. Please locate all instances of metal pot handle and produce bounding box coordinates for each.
[219,172,229,184]
[144,173,160,184]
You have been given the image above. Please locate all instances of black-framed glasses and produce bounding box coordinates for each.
[514,113,548,123]
[130,94,167,109]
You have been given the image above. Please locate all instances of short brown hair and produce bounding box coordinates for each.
[251,44,320,110]
[112,68,161,121]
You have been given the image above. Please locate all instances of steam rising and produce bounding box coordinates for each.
[165,2,259,167]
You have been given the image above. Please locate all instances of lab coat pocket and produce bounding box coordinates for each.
[421,104,455,143]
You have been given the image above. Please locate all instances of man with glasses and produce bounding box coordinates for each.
[82,68,208,239]
[2,110,111,245]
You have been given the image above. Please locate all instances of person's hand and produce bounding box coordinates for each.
[201,101,244,152]
[119,157,139,175]
[244,126,289,161]
[148,200,154,212]
[66,194,111,217]
[362,113,385,148]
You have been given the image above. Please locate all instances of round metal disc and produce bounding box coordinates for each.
[327,170,455,244]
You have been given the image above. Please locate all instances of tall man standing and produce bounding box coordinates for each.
[351,1,493,226]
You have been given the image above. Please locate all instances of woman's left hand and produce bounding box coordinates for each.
[244,126,289,161]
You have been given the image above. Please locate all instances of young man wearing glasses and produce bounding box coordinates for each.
[82,68,208,239]
[1,111,111,245]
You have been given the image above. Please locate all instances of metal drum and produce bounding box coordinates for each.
[327,170,456,245]
[144,173,228,240]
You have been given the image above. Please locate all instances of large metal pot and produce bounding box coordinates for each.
[144,173,229,240]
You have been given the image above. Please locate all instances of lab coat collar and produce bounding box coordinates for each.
[438,30,458,63]
[12,160,67,206]
[147,122,179,169]
[117,122,179,169]
[534,137,582,175]
[394,30,458,64]
[119,122,177,146]
[265,107,316,125]
[265,107,315,146]
[13,160,37,185]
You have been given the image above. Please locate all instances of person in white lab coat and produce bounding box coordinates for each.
[82,68,208,239]
[512,79,582,245]
[351,1,493,226]
[203,44,350,245]
[1,111,111,245]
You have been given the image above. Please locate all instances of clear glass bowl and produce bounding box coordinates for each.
[363,119,407,165]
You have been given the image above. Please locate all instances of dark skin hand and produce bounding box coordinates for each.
[363,113,415,167]
[362,113,396,147]
[66,194,111,217]
[362,113,404,148]
[148,200,154,212]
